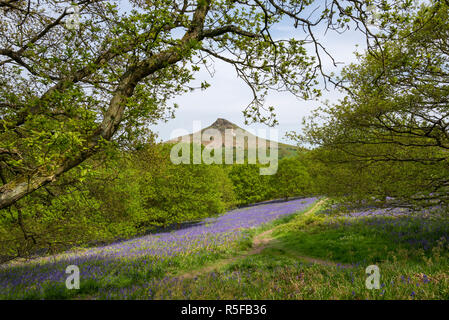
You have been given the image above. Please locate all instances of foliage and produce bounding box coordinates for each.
[228,164,274,206]
[2,199,449,300]
[296,0,449,208]
[0,142,241,261]
[136,144,234,227]
[272,156,312,200]
[1,0,373,209]
[0,198,317,299]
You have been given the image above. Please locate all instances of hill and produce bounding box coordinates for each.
[166,118,301,159]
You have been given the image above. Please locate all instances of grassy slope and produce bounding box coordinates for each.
[141,200,449,300]
[7,199,449,299]
[5,200,316,300]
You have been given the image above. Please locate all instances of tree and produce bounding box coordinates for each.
[0,0,394,209]
[228,163,273,205]
[298,0,449,208]
[137,144,234,226]
[274,156,311,200]
[0,141,238,261]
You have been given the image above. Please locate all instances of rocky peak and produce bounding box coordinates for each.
[209,118,237,131]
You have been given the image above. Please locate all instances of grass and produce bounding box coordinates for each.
[2,199,449,300]
[121,201,449,300]
[272,213,392,264]
[134,252,449,300]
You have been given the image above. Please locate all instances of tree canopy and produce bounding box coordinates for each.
[297,0,449,208]
[0,0,410,209]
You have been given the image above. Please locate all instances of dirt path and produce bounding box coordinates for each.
[172,199,350,280]
[249,198,325,254]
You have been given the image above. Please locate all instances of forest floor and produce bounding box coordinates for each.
[171,199,351,281]
[1,198,449,299]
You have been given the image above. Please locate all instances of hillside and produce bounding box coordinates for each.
[166,118,301,159]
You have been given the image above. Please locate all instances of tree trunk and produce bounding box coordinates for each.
[0,1,211,210]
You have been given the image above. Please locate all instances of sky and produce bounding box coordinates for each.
[125,2,369,145]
